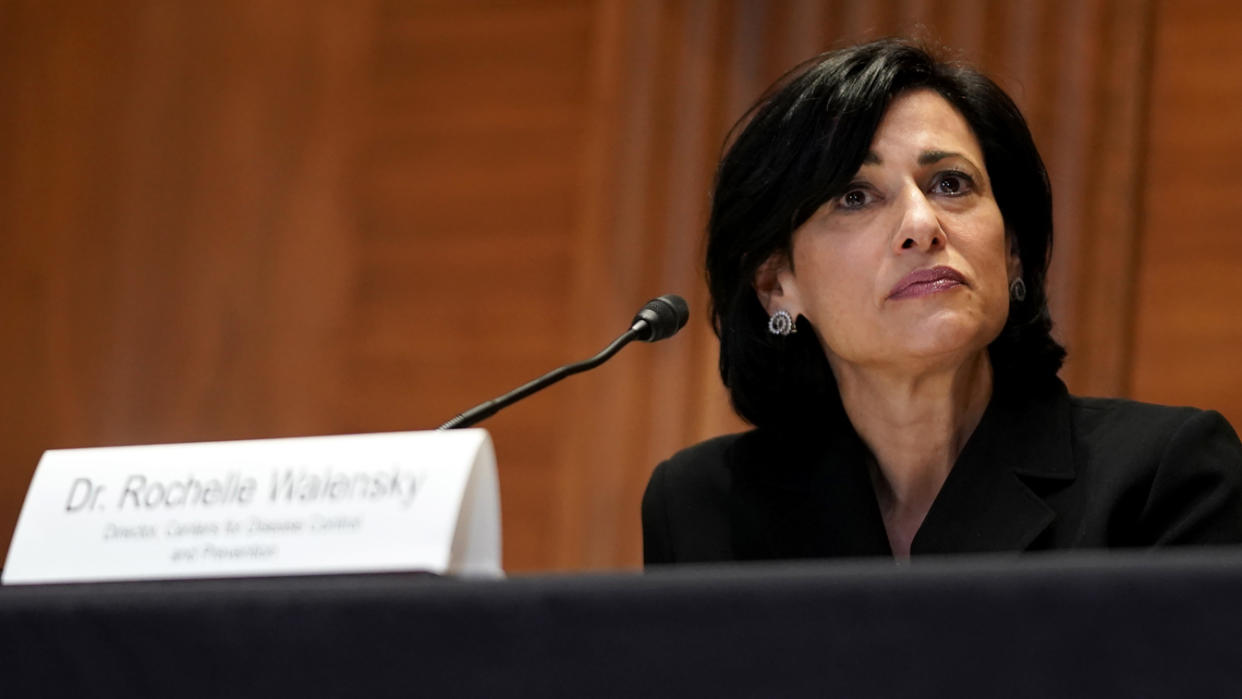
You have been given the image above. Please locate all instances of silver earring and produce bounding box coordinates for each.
[1010,278,1027,302]
[768,309,796,336]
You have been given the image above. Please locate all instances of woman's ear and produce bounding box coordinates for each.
[753,251,800,316]
[1006,232,1023,282]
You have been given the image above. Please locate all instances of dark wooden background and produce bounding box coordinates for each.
[2,0,1240,571]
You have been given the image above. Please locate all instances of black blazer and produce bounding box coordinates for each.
[642,379,1242,564]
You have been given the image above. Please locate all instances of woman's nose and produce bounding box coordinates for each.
[893,186,944,253]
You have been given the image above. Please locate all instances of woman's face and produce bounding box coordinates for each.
[758,89,1016,376]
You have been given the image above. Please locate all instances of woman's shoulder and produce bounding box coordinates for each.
[1066,394,1239,451]
[649,431,757,491]
[659,431,750,466]
[1070,393,1209,419]
[1055,393,1242,546]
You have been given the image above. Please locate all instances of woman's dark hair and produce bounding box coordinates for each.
[707,38,1066,429]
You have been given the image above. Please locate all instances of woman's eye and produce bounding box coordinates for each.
[933,172,973,196]
[839,188,870,209]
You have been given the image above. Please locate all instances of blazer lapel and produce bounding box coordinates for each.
[913,378,1077,555]
[725,378,1078,560]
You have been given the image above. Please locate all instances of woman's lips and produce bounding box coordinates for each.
[888,265,967,300]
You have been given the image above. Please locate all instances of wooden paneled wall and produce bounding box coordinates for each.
[1131,0,1242,424]
[1,0,1239,572]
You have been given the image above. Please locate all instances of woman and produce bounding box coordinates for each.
[642,39,1242,563]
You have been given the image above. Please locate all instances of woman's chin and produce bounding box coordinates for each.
[820,310,1004,373]
[884,320,997,368]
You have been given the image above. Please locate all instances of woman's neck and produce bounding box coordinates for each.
[830,351,994,558]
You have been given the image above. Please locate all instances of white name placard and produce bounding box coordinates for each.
[2,429,501,585]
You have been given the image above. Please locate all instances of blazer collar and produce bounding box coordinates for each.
[727,378,1077,560]
[912,378,1076,554]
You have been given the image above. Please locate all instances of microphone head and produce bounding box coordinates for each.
[631,294,690,342]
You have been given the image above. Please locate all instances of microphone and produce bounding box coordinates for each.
[437,294,689,430]
[629,294,690,341]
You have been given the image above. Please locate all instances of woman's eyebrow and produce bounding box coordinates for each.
[861,150,975,166]
[918,149,969,165]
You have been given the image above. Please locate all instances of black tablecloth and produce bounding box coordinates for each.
[4,550,1242,697]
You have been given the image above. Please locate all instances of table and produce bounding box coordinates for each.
[3,550,1242,697]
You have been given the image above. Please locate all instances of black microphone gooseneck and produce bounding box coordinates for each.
[437,294,689,430]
